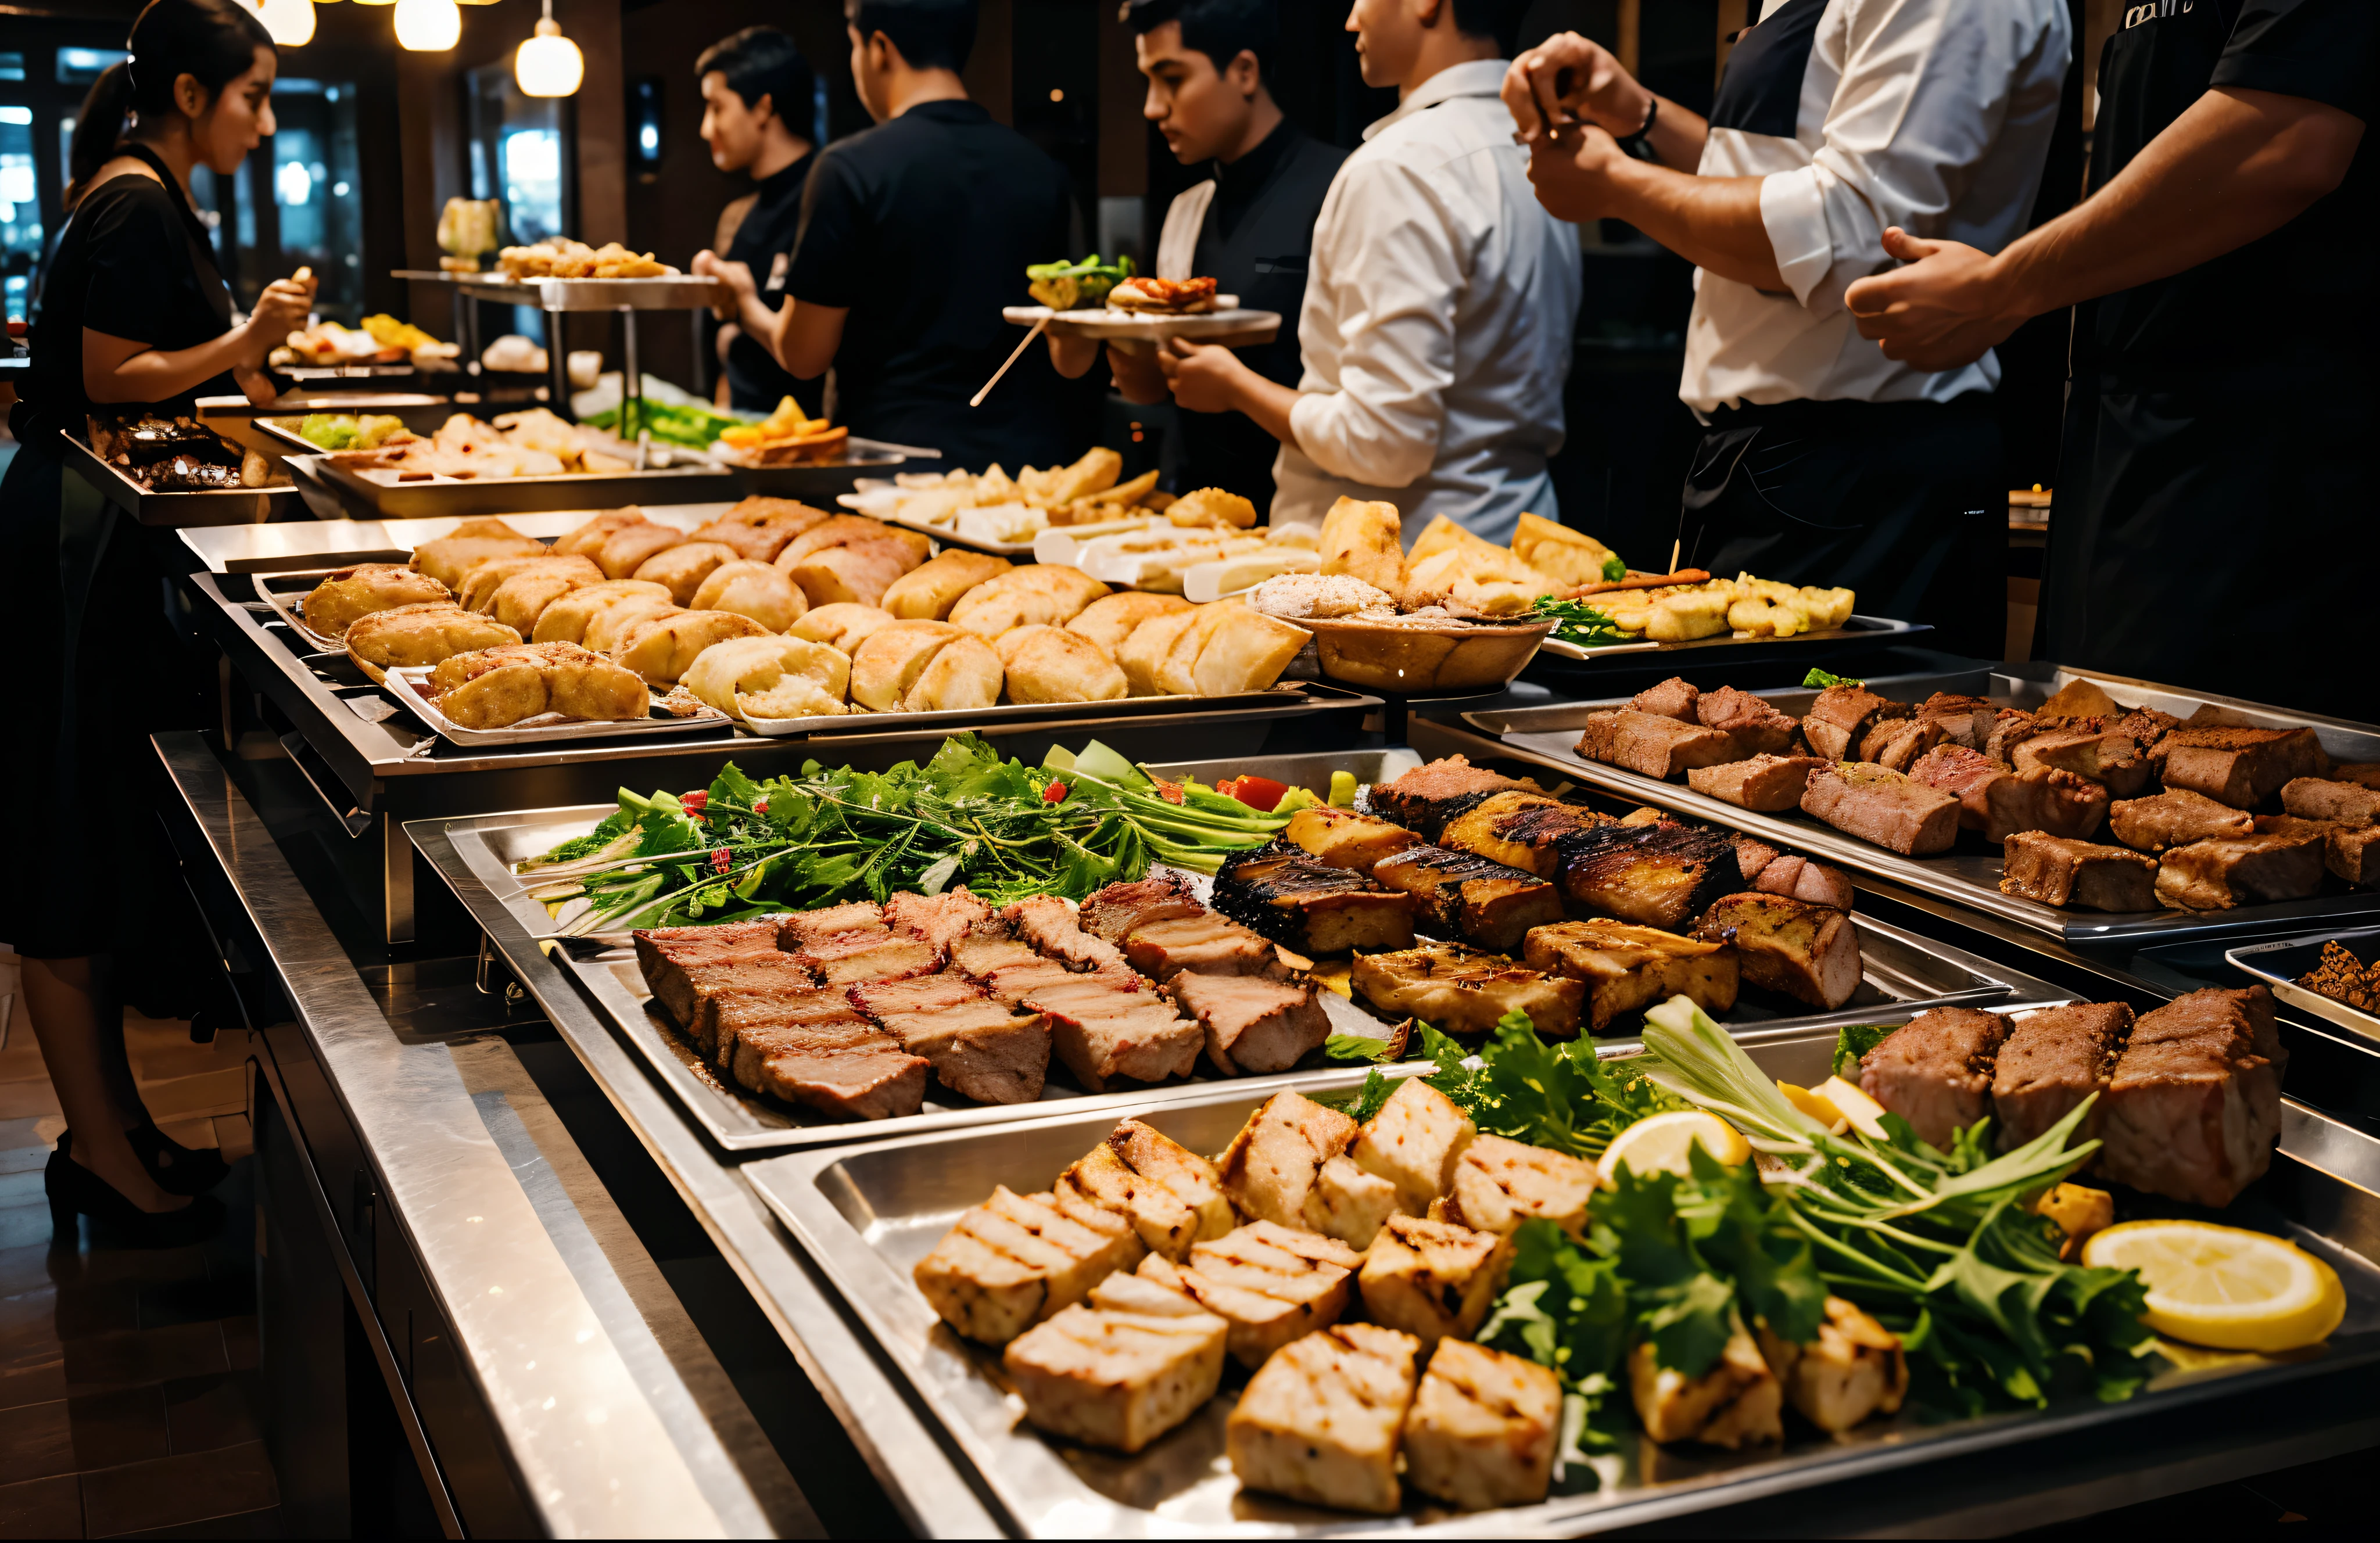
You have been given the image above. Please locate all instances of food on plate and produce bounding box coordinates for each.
[1725,577,1858,639]
[1576,708,1743,780]
[948,564,1111,634]
[1800,762,1962,856]
[276,412,417,451]
[1066,591,1192,652]
[1687,684,1802,753]
[2082,1220,2343,1352]
[1687,753,1825,813]
[1131,1222,1363,1369]
[1164,485,1259,529]
[549,508,647,558]
[711,393,850,463]
[1373,845,1565,954]
[1854,1007,2010,1150]
[268,318,407,368]
[1991,1002,2133,1152]
[499,237,672,278]
[2155,726,2328,808]
[1002,1294,1228,1454]
[1062,1119,1235,1261]
[1350,943,1585,1039]
[2011,722,2152,796]
[2101,987,2285,1207]
[1359,1215,1513,1348]
[1107,274,1221,313]
[992,625,1128,704]
[1729,835,1856,909]
[851,972,1053,1104]
[881,550,1011,620]
[2152,827,2326,910]
[1524,918,1739,1033]
[850,620,1005,712]
[689,559,808,631]
[2297,940,2380,1013]
[788,602,897,655]
[1999,831,2159,910]
[424,641,650,730]
[1690,893,1861,1010]
[2281,776,2380,828]
[1367,755,1543,842]
[1915,691,1999,748]
[1318,496,1410,602]
[343,603,522,684]
[1061,519,1317,593]
[612,608,774,684]
[1344,1080,1476,1219]
[87,412,271,490]
[1282,805,1424,879]
[1909,744,2109,842]
[1403,515,1562,616]
[1024,252,1135,310]
[1214,844,1418,956]
[584,518,687,580]
[1227,1324,1420,1514]
[408,517,545,591]
[1245,571,1396,620]
[1217,1091,1400,1250]
[689,497,834,561]
[1191,608,1309,696]
[681,635,850,722]
[302,564,450,638]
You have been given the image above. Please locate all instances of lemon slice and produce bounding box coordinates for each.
[1597,1110,1750,1186]
[2081,1219,2346,1352]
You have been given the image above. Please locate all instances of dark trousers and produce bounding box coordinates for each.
[1678,393,2006,661]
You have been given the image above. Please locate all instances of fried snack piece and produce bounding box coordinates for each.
[848,620,1009,711]
[1193,608,1309,695]
[303,564,450,638]
[686,496,831,561]
[426,641,648,727]
[773,513,931,568]
[682,635,850,720]
[789,602,898,655]
[612,608,772,683]
[1318,496,1407,604]
[530,580,673,645]
[633,540,742,605]
[949,566,1113,636]
[409,518,542,591]
[595,519,689,580]
[485,561,608,636]
[343,603,521,684]
[580,593,682,653]
[1067,591,1192,655]
[904,631,1003,712]
[880,550,1012,620]
[994,625,1128,704]
[547,508,648,558]
[1166,486,1259,529]
[786,539,919,608]
[1510,511,1618,591]
[690,559,807,631]
[1153,601,1248,695]
[457,553,601,614]
[1117,607,1202,697]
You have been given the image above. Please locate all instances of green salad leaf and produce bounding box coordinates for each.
[1803,667,1865,689]
[1530,595,1640,647]
[1831,1022,1899,1080]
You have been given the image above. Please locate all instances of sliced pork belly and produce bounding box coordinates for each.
[776,901,886,949]
[1021,970,1203,1090]
[671,954,818,1053]
[2107,788,2255,852]
[1909,743,2109,842]
[1005,894,1132,972]
[1557,821,1743,931]
[1801,762,1961,855]
[850,971,1052,1104]
[1077,873,1206,944]
[2099,986,2285,1207]
[2000,832,2159,911]
[881,887,996,952]
[1282,804,1424,878]
[1729,836,1857,910]
[1576,709,1741,780]
[725,1000,928,1122]
[633,920,784,1028]
[1214,844,1417,956]
[789,930,939,985]
[1166,971,1328,1075]
[1367,755,1539,841]
[1120,913,1284,981]
[2156,726,2328,808]
[2153,828,2325,911]
[1689,754,1825,813]
[1438,791,1608,880]
[1697,687,1801,755]
[1690,893,1861,1010]
[1857,1007,2011,1150]
[949,930,1042,982]
[1991,1002,2132,1151]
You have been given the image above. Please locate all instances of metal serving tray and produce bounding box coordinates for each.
[1469,663,2380,946]
[394,269,737,312]
[180,504,733,573]
[290,449,741,520]
[2228,928,2380,1046]
[727,438,940,500]
[1536,612,1922,663]
[60,430,309,527]
[742,1021,2380,1537]
[381,665,728,748]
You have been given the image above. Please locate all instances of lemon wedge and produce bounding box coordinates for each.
[1597,1110,1750,1186]
[1815,1075,1890,1140]
[2081,1219,2345,1352]
[1778,1081,1850,1134]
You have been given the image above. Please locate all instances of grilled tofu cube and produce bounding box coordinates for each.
[1350,943,1586,1038]
[1347,1078,1477,1217]
[1431,1133,1597,1237]
[1371,842,1567,954]
[1524,918,1740,1033]
[1143,1221,1364,1368]
[1401,1339,1562,1510]
[1002,1301,1229,1454]
[1628,1325,1783,1448]
[1058,1118,1234,1261]
[1284,804,1423,878]
[1227,1324,1421,1515]
[1754,1296,1906,1434]
[1357,1214,1513,1347]
[1114,1118,1235,1243]
[1214,844,1417,956]
[1217,1090,1401,1249]
[912,1185,1144,1345]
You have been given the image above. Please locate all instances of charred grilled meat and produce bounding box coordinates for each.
[1802,684,1910,762]
[1908,743,2109,843]
[1439,790,1611,880]
[2100,986,2285,1207]
[1555,820,1744,931]
[1522,919,1739,1033]
[2153,828,2326,911]
[1283,805,1423,878]
[1367,756,1543,842]
[1350,943,1584,1039]
[1215,844,1417,956]
[1991,1002,2132,1153]
[1690,893,1861,1010]
[1371,844,1565,954]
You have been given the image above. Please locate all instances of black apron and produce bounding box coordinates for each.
[1677,0,2006,661]
[2041,3,2372,715]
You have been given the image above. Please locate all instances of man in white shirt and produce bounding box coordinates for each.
[1504,0,2070,656]
[1157,0,1582,544]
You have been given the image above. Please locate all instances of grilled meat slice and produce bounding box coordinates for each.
[2107,788,2254,852]
[1628,676,1700,722]
[912,1184,1145,1345]
[2153,828,2326,911]
[1576,709,1743,780]
[1215,844,1417,956]
[669,954,819,1053]
[1283,804,1424,878]
[1801,761,1961,855]
[1401,1337,1562,1511]
[1802,684,1911,762]
[2156,726,2328,808]
[1992,1002,2132,1152]
[1120,913,1285,981]
[1077,873,1206,945]
[1856,1007,2012,1149]
[1730,837,1857,910]
[1002,1299,1227,1455]
[850,971,1052,1104]
[2261,812,2380,887]
[881,887,995,952]
[2100,986,2285,1207]
[1985,708,2043,766]
[2281,776,2380,828]
[1432,1135,1596,1239]
[1691,894,1862,1010]
[1916,692,1998,749]
[1697,687,1801,755]
[1857,717,1946,773]
[1166,971,1328,1075]
[790,931,939,985]
[1004,894,1130,972]
[1358,1215,1514,1349]
[948,930,1041,982]
[2001,831,2159,911]
[1372,844,1565,954]
[725,1007,929,1121]
[1351,944,1585,1039]
[1523,919,1739,1032]
[776,901,886,949]
[1688,754,1824,813]
[1021,970,1203,1090]
[1909,743,2109,842]
[2110,708,2181,760]
[2335,762,2380,790]
[1226,1323,1421,1515]
[1438,790,1610,880]
[633,920,785,1028]
[1217,1090,1399,1249]
[2013,725,2150,796]
[1556,821,1744,931]
[1367,755,1540,841]
[1131,1222,1363,1369]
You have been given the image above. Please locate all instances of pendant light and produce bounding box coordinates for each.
[245,0,316,46]
[393,0,461,52]
[515,1,584,98]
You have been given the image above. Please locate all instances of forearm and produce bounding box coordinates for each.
[1601,159,1783,290]
[1639,96,1709,170]
[84,329,255,404]
[1228,372,1301,448]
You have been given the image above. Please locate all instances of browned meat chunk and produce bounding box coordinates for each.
[1022,970,1204,1091]
[2000,832,2158,911]
[1697,687,1801,755]
[1282,805,1423,878]
[1858,1007,2011,1150]
[633,921,783,1028]
[1688,755,1824,813]
[1120,913,1283,982]
[1004,894,1131,973]
[2255,813,2380,889]
[850,972,1052,1104]
[2156,726,2328,808]
[1523,919,1739,1032]
[672,954,818,1052]
[1166,972,1328,1075]
[1730,835,1858,910]
[949,931,1040,982]
[881,888,995,952]
[1438,791,1609,880]
[1985,708,2043,765]
[2298,940,2380,1011]
[1367,756,1540,841]
[1371,844,1565,954]
[727,1006,930,1122]
[1557,822,1743,931]
[977,956,1081,1007]
[1350,945,1585,1038]
[1214,845,1417,956]
[2153,829,2326,911]
[1801,762,1961,855]
[777,902,886,949]
[2107,788,2254,852]
[1916,692,1998,749]
[2099,986,2285,1207]
[1802,684,1910,762]
[2334,763,2380,790]
[790,931,939,985]
[2013,726,2150,796]
[1078,873,1207,945]
[1576,709,1742,780]
[1628,676,1700,722]
[1857,717,1945,773]
[1991,1002,2132,1152]
[2281,777,2380,828]
[2109,708,2181,759]
[1909,744,2109,842]
[1691,893,1862,1010]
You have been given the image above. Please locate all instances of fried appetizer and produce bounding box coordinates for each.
[612,608,773,684]
[408,518,542,591]
[1165,485,1259,529]
[849,619,1005,712]
[1431,1135,1596,1239]
[547,508,650,559]
[880,550,1011,620]
[594,519,690,580]
[1066,591,1193,655]
[579,591,681,653]
[690,559,807,632]
[787,601,897,655]
[1524,918,1740,1032]
[425,641,648,729]
[687,496,831,561]
[682,635,850,721]
[912,1185,1144,1345]
[785,539,920,609]
[458,552,602,615]
[343,603,521,684]
[1317,495,1408,604]
[303,563,450,638]
[994,625,1129,704]
[1347,1079,1476,1218]
[1003,1300,1228,1454]
[1510,511,1619,590]
[629,540,740,606]
[949,565,1113,636]
[1217,1090,1400,1251]
[1227,1324,1421,1515]
[484,563,608,637]
[1195,608,1309,695]
[1357,1214,1513,1348]
[1402,1339,1562,1510]
[1116,607,1202,696]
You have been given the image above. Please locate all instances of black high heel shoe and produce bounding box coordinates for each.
[46,1135,225,1248]
[127,1122,230,1196]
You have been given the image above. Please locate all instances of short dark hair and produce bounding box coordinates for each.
[1120,0,1278,86]
[697,27,815,128]
[1449,0,1529,56]
[844,0,978,74]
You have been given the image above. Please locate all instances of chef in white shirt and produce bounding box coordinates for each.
[1156,0,1580,545]
[1504,0,2070,657]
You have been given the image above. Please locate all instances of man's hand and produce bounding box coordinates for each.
[691,250,755,319]
[1157,338,1255,414]
[1843,227,2025,372]
[1524,124,1630,224]
[1503,32,1650,144]
[1105,341,1169,405]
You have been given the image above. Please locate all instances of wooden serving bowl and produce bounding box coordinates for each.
[1293,615,1555,694]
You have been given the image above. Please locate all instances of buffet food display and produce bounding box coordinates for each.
[86,412,276,491]
[844,445,1178,548]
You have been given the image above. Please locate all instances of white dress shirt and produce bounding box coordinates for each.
[1272,59,1583,545]
[1680,0,2071,414]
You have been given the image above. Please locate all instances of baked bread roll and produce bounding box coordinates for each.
[684,635,850,722]
[1509,511,1617,590]
[612,608,772,684]
[1192,608,1307,695]
[849,620,962,711]
[304,564,450,638]
[596,520,690,580]
[427,642,648,729]
[688,497,832,562]
[786,539,918,609]
[633,540,741,605]
[690,559,807,631]
[905,632,1003,712]
[343,603,521,684]
[580,594,681,653]
[456,553,598,614]
[1116,607,1201,696]
[995,625,1127,704]
[530,580,672,644]
[549,508,649,559]
[410,519,543,591]
[947,566,1112,636]
[775,514,931,570]
[487,564,604,637]
[880,550,1010,620]
[1165,486,1258,529]
[789,602,897,655]
[1154,601,1235,695]
[1318,496,1406,604]
[1065,591,1191,655]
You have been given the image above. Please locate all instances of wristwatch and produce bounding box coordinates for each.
[1615,93,1661,163]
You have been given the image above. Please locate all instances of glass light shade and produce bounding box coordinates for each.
[515,19,583,98]
[393,0,460,51]
[247,0,316,45]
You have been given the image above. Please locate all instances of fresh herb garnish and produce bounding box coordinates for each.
[1323,1035,1399,1065]
[1831,1022,1899,1080]
[1420,1011,1682,1160]
[1531,595,1640,647]
[1804,667,1865,689]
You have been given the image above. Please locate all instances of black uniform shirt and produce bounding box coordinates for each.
[1177,120,1346,507]
[2081,0,2377,385]
[786,99,1093,468]
[719,150,824,416]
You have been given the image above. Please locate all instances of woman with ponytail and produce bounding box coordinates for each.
[2,0,316,1246]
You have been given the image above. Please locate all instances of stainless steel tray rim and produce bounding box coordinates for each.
[2227,926,2380,1046]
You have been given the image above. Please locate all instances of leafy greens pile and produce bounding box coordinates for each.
[1531,593,1640,647]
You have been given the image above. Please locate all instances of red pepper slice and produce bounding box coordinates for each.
[1042,781,1069,803]
[1150,777,1185,805]
[680,790,709,812]
[1218,774,1290,812]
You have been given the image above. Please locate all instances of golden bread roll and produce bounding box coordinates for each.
[581,595,682,654]
[683,635,850,721]
[549,508,649,559]
[425,642,648,729]
[1509,511,1616,589]
[343,603,521,684]
[1043,446,1123,503]
[596,521,689,580]
[947,565,1112,636]
[457,553,597,614]
[303,564,449,638]
[529,580,672,644]
[1116,607,1200,696]
[1064,591,1191,655]
[880,550,1011,620]
[1165,486,1259,529]
[903,632,1003,712]
[1318,496,1406,604]
[786,540,918,608]
[410,520,543,591]
[487,565,603,637]
[612,608,772,684]
[1192,608,1308,695]
[997,626,1127,704]
[687,496,832,562]
[774,514,931,569]
[788,602,897,655]
[848,620,966,711]
[1155,601,1246,695]
[633,540,742,605]
[430,660,550,730]
[690,559,807,631]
